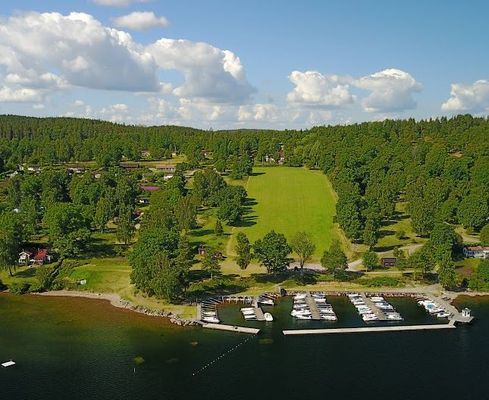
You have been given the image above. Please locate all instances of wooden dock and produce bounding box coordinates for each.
[283,321,456,336]
[254,307,266,321]
[202,323,260,334]
[425,294,474,324]
[361,294,388,321]
[305,293,321,320]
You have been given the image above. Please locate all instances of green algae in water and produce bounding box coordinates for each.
[258,338,274,345]
[133,356,145,365]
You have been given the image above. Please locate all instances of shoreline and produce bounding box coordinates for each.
[32,290,199,326]
[5,287,489,326]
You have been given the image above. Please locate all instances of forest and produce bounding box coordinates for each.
[0,114,488,300]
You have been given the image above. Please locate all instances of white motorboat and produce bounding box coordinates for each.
[202,316,220,323]
[295,314,313,320]
[436,311,450,318]
[264,312,274,322]
[362,313,378,322]
[258,296,275,305]
[294,293,307,300]
[321,315,338,321]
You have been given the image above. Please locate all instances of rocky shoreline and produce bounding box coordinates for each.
[33,290,200,327]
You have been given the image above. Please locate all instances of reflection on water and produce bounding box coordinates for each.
[0,293,487,400]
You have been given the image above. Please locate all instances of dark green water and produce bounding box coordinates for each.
[0,294,486,400]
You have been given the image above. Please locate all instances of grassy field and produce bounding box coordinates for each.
[228,167,338,260]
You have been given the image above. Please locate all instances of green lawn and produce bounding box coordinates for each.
[228,167,338,260]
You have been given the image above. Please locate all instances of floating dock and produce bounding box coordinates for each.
[425,294,474,323]
[254,307,266,321]
[202,323,260,334]
[1,360,16,368]
[305,293,321,320]
[361,294,388,321]
[283,321,456,335]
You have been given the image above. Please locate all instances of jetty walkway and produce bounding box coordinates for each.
[283,320,456,336]
[361,293,388,321]
[202,323,260,334]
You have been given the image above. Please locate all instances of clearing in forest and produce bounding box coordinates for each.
[230,167,338,259]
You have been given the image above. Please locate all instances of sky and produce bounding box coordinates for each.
[0,0,489,129]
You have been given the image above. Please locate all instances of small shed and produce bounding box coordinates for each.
[380,257,397,268]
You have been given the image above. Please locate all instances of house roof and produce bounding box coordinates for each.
[466,246,489,251]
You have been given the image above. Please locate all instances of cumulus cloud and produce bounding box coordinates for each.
[0,12,159,94]
[238,104,280,122]
[113,11,169,31]
[0,11,254,107]
[92,0,149,7]
[354,68,422,113]
[441,80,489,113]
[287,71,354,108]
[148,39,255,103]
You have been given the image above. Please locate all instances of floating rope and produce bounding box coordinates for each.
[191,334,257,377]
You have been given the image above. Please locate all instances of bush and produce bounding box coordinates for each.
[9,282,31,295]
[28,282,44,293]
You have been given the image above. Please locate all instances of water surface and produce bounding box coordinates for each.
[0,294,486,400]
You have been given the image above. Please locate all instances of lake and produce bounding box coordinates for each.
[0,293,486,400]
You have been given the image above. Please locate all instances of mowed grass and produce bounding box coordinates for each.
[229,167,337,260]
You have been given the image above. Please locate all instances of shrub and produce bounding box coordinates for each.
[9,282,31,295]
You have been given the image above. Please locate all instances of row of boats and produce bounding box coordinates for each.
[348,293,403,322]
[417,299,451,318]
[291,292,338,321]
[240,307,274,322]
[200,298,220,323]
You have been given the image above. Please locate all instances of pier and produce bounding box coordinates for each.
[254,307,266,321]
[361,294,388,321]
[202,323,260,334]
[305,293,321,320]
[283,321,456,335]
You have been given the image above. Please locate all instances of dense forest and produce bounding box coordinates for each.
[0,114,488,296]
[1,113,488,241]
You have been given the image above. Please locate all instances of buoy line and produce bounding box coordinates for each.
[191,334,257,377]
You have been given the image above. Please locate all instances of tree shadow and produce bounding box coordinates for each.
[250,172,265,177]
[187,278,249,299]
[251,272,289,284]
[373,244,397,253]
[378,230,396,238]
[15,268,37,278]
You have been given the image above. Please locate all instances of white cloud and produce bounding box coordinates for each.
[238,104,280,122]
[92,0,149,7]
[287,71,354,108]
[354,68,422,113]
[148,39,255,103]
[0,11,254,107]
[113,11,169,31]
[441,80,489,113]
[0,87,42,102]
[0,12,159,93]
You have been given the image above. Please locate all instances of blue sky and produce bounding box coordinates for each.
[0,0,488,128]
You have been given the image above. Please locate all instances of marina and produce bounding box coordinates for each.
[196,291,473,336]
